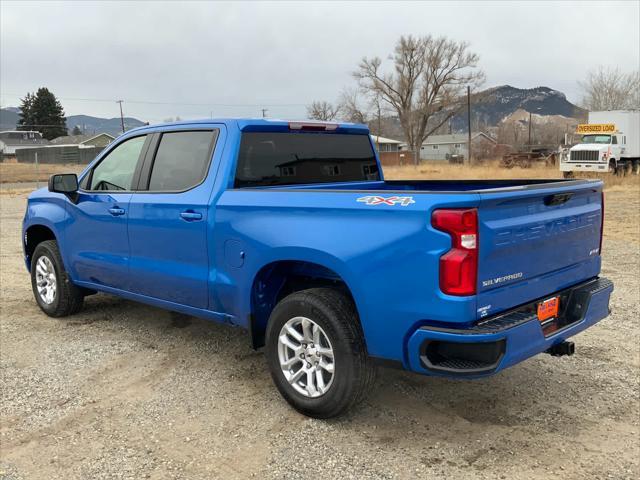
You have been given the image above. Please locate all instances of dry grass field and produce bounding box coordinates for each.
[0,162,84,185]
[384,161,640,189]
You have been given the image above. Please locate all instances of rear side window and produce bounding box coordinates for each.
[235,132,380,187]
[148,130,217,191]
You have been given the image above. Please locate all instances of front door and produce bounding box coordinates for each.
[127,129,218,309]
[65,134,149,290]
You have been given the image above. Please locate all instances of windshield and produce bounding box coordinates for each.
[235,132,380,187]
[581,135,611,144]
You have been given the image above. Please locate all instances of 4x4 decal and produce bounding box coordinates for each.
[357,196,415,207]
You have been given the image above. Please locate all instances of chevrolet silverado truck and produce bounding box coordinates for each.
[23,119,613,418]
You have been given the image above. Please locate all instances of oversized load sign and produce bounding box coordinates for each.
[576,124,616,134]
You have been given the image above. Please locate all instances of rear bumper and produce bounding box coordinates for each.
[406,277,613,377]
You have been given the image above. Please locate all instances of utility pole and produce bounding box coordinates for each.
[116,100,125,133]
[261,108,268,118]
[467,86,472,164]
[528,110,532,147]
[376,97,381,152]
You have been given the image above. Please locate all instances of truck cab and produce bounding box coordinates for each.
[563,132,624,174]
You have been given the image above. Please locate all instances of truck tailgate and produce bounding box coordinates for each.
[476,181,603,319]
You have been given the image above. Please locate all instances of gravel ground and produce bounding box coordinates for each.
[1,188,639,480]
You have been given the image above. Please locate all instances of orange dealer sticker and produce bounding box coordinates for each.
[537,297,559,322]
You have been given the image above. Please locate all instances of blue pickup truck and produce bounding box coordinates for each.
[23,119,613,417]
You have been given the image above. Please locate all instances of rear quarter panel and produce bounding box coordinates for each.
[213,189,480,362]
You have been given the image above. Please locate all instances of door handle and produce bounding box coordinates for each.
[108,207,125,216]
[180,211,203,221]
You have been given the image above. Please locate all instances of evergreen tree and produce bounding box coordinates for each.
[71,125,83,136]
[17,88,67,140]
[17,93,35,130]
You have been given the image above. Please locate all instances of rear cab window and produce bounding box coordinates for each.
[234,132,380,187]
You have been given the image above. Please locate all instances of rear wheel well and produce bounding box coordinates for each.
[249,261,361,350]
[25,225,56,264]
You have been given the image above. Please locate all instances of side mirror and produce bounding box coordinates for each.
[48,174,78,194]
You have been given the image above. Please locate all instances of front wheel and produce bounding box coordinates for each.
[265,288,375,418]
[31,240,84,317]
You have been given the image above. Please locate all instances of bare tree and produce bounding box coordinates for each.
[337,88,369,124]
[306,100,340,121]
[355,35,484,164]
[579,66,640,111]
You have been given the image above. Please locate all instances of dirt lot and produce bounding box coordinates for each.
[1,177,639,479]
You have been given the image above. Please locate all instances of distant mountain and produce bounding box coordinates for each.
[375,85,586,141]
[459,85,586,129]
[65,115,146,136]
[0,108,146,136]
[0,108,20,131]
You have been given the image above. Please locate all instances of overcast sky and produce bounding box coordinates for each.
[1,1,638,122]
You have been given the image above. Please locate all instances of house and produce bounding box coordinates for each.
[370,135,402,153]
[413,132,497,162]
[370,135,410,166]
[50,133,115,148]
[0,130,49,157]
[276,157,379,181]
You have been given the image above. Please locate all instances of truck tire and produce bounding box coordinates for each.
[265,288,375,418]
[608,160,617,175]
[563,171,575,179]
[31,240,84,317]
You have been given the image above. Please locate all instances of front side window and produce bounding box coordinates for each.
[148,130,217,191]
[89,135,146,191]
[235,132,379,187]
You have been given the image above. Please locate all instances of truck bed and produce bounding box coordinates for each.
[252,178,590,193]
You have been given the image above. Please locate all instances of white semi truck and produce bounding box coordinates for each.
[561,110,639,177]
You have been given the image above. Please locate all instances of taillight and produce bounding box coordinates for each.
[599,191,604,255]
[432,208,478,296]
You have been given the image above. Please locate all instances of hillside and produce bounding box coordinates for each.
[461,85,586,128]
[374,85,585,141]
[65,115,146,136]
[0,108,20,131]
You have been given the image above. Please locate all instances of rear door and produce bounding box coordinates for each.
[127,128,219,309]
[476,181,603,318]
